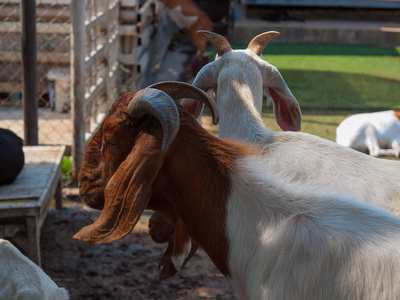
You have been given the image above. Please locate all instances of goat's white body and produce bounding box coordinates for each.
[336,110,400,157]
[226,157,400,300]
[162,5,198,30]
[0,239,69,300]
[194,48,400,214]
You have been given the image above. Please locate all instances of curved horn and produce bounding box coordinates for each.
[128,88,180,155]
[247,31,280,56]
[149,81,219,125]
[197,30,231,57]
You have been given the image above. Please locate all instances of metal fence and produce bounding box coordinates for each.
[0,0,173,177]
[0,0,73,145]
[71,0,119,176]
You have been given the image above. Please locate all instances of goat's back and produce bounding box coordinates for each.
[0,239,69,300]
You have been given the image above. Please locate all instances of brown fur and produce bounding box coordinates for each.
[395,110,400,121]
[76,92,252,276]
[159,0,214,53]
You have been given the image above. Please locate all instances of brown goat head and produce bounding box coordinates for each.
[78,82,218,212]
[74,82,218,273]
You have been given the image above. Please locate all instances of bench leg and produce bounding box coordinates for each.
[55,177,63,210]
[26,216,41,267]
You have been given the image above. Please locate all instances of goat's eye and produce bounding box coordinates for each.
[105,140,116,147]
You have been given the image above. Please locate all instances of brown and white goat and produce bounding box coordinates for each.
[158,0,214,78]
[75,83,400,300]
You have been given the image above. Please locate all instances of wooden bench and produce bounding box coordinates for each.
[0,145,66,266]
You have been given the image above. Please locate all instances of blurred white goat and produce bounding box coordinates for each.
[0,239,69,300]
[336,110,400,158]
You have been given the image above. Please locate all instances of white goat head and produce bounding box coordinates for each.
[189,30,301,134]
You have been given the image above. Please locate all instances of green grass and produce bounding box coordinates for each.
[255,44,400,142]
[61,156,72,182]
[205,43,400,152]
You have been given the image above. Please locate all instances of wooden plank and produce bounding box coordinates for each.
[0,146,65,208]
[0,51,70,64]
[247,0,400,8]
[119,24,138,37]
[0,21,71,34]
[120,0,138,7]
[0,82,21,92]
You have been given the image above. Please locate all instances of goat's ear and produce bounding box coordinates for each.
[181,99,204,119]
[73,136,163,244]
[192,61,219,95]
[261,64,302,131]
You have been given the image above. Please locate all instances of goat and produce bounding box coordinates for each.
[336,110,400,158]
[74,84,400,300]
[0,239,69,300]
[152,32,400,273]
[191,31,400,212]
[0,128,24,185]
[157,0,214,78]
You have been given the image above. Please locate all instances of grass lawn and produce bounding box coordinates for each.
[259,44,400,141]
[204,43,399,160]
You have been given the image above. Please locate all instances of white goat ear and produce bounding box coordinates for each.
[171,218,192,270]
[261,64,302,131]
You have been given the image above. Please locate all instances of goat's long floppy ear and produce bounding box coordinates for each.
[197,30,231,57]
[247,31,280,56]
[260,62,302,131]
[73,140,163,244]
[73,89,180,244]
[149,81,219,125]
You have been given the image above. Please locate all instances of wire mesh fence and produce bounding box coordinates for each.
[0,0,122,148]
[0,0,172,178]
[0,0,73,145]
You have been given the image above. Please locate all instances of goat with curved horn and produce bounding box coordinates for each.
[74,82,218,246]
[247,31,281,56]
[149,81,219,125]
[74,89,180,244]
[197,30,232,56]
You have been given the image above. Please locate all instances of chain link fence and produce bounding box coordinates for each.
[0,0,73,145]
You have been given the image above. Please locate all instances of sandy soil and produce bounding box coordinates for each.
[40,188,236,300]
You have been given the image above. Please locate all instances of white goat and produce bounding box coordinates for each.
[74,86,400,300]
[191,31,400,215]
[0,239,69,300]
[336,110,400,157]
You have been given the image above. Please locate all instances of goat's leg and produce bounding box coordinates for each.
[365,125,382,157]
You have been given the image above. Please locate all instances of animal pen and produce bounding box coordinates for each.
[0,0,172,178]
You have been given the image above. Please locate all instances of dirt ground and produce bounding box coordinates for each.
[40,187,236,300]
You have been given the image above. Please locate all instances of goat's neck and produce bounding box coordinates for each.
[218,78,273,144]
[151,115,250,276]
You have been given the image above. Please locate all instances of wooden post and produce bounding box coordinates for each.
[21,0,38,145]
[71,0,86,183]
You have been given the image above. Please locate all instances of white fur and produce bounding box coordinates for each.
[193,46,400,215]
[226,156,400,300]
[0,239,69,300]
[165,5,198,30]
[336,110,400,157]
[172,239,192,270]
